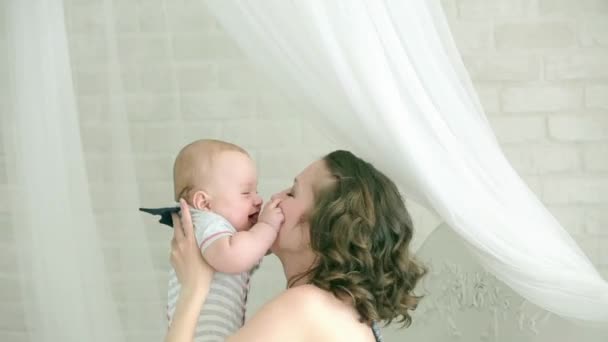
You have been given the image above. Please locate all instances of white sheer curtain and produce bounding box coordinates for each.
[2,0,163,341]
[204,0,608,323]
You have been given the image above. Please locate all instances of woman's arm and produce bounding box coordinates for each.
[165,199,214,342]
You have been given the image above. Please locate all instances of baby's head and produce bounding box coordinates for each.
[173,139,262,231]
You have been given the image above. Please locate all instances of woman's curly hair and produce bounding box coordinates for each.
[291,150,427,327]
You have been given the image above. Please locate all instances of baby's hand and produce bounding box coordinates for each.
[258,198,284,230]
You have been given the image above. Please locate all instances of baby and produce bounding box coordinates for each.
[141,139,282,341]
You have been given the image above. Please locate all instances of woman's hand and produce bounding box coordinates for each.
[165,199,214,342]
[170,198,214,293]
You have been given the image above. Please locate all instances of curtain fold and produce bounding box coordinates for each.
[2,0,163,340]
[204,0,608,322]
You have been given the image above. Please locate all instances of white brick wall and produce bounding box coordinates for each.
[1,0,607,340]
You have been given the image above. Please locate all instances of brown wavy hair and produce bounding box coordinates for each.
[292,150,427,327]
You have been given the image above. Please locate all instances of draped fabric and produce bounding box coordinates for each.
[2,1,163,340]
[203,0,608,322]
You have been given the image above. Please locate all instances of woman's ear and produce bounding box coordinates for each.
[191,190,211,210]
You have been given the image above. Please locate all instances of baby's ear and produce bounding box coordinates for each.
[192,190,211,210]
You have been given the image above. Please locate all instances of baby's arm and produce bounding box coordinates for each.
[203,198,283,274]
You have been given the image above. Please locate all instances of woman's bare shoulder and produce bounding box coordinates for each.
[275,285,375,341]
[228,284,373,342]
[226,285,330,342]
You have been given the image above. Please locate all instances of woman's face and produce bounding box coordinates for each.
[269,159,332,254]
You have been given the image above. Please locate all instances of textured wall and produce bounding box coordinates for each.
[0,0,606,341]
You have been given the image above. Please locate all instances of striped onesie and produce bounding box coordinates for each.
[167,210,251,341]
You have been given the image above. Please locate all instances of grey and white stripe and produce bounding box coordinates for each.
[167,210,251,342]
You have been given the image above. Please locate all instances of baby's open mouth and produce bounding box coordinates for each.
[248,212,259,222]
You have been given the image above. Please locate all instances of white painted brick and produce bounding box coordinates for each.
[166,1,218,32]
[181,91,255,119]
[580,16,608,47]
[114,3,138,33]
[110,272,165,302]
[134,155,174,182]
[599,265,608,279]
[543,177,608,204]
[257,149,312,179]
[0,275,21,302]
[0,185,10,215]
[495,22,576,49]
[583,144,608,171]
[549,115,608,142]
[457,0,526,19]
[441,0,458,18]
[116,301,165,331]
[539,0,608,14]
[219,119,262,149]
[175,65,217,92]
[88,182,143,211]
[586,207,608,235]
[0,302,26,331]
[572,234,608,266]
[172,33,242,61]
[521,175,543,196]
[545,54,608,80]
[137,4,167,33]
[0,332,28,342]
[0,157,6,184]
[488,116,547,143]
[0,70,7,100]
[0,212,12,235]
[256,92,304,118]
[253,119,303,149]
[138,65,176,92]
[136,181,174,208]
[68,2,105,35]
[95,210,170,246]
[502,86,583,112]
[449,22,493,52]
[128,122,183,154]
[472,83,501,113]
[68,34,107,66]
[126,94,179,121]
[502,144,581,174]
[546,206,586,235]
[217,62,276,92]
[0,242,17,274]
[180,122,223,144]
[300,121,339,152]
[73,69,108,96]
[80,124,114,154]
[77,95,109,124]
[464,55,540,81]
[124,331,165,342]
[118,35,172,63]
[85,155,139,183]
[585,84,608,110]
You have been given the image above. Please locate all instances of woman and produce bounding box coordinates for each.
[166,150,427,342]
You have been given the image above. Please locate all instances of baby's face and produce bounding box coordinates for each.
[207,151,262,231]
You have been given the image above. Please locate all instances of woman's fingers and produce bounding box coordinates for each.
[179,198,194,239]
[171,213,184,240]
